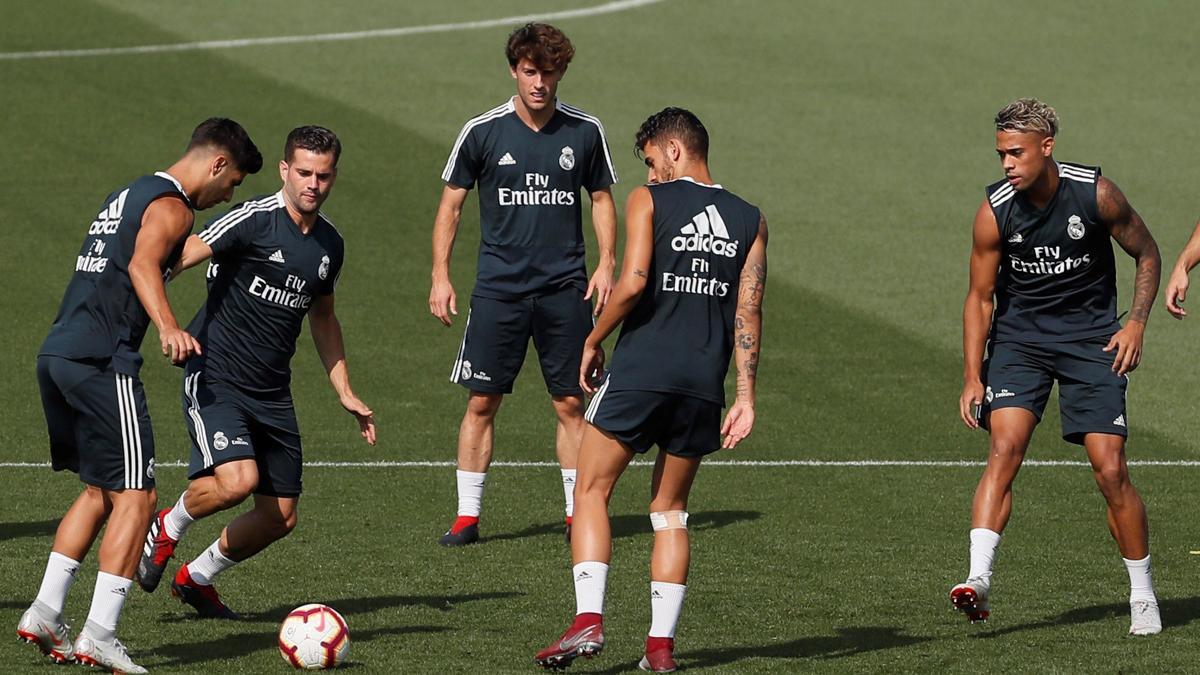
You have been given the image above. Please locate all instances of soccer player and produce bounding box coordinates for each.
[430,22,618,546]
[135,126,376,618]
[18,118,261,673]
[954,99,1162,635]
[535,108,768,672]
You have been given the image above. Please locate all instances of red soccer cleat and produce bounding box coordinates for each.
[136,508,178,593]
[639,636,677,672]
[535,613,604,670]
[171,564,240,620]
[439,515,480,546]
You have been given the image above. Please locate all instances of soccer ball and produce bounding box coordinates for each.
[278,604,350,670]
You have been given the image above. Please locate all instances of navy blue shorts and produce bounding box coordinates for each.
[584,382,722,457]
[450,287,592,396]
[37,355,155,490]
[182,366,303,497]
[980,337,1128,445]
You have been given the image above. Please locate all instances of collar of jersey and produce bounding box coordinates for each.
[655,176,724,190]
[155,171,192,207]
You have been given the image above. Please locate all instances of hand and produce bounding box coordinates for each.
[429,277,457,326]
[585,263,615,316]
[1166,266,1190,319]
[720,400,755,449]
[1103,321,1145,376]
[160,327,201,365]
[579,341,605,395]
[340,394,376,445]
[959,379,984,429]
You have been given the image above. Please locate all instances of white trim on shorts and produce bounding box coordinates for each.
[449,308,473,383]
[584,375,612,423]
[185,372,214,468]
[115,373,144,489]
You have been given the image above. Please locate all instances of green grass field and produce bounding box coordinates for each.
[6,0,1200,671]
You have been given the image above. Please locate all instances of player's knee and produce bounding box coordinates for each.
[1093,464,1129,494]
[216,475,256,506]
[987,437,1026,464]
[551,395,584,421]
[274,511,298,539]
[650,510,689,532]
[465,392,503,419]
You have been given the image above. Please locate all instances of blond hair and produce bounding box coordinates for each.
[995,98,1058,137]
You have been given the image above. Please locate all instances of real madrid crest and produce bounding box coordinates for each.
[319,254,330,280]
[1066,214,1085,240]
[559,146,575,171]
[213,431,229,451]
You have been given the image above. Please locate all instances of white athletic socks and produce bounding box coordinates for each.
[561,469,577,518]
[456,470,487,517]
[188,540,238,586]
[968,528,1001,585]
[648,581,687,638]
[573,561,609,615]
[1124,555,1156,603]
[84,572,131,640]
[35,552,80,616]
[164,492,196,541]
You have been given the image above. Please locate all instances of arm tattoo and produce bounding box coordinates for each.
[1100,178,1161,324]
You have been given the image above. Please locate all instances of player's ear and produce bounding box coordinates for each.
[1041,135,1054,157]
[279,160,289,182]
[668,138,683,162]
[211,154,229,177]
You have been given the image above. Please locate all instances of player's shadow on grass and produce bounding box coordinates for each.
[0,519,59,541]
[592,626,930,672]
[151,625,449,667]
[973,595,1200,638]
[482,510,762,544]
[236,591,524,623]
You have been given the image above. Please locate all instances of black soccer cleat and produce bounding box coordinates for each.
[439,523,480,547]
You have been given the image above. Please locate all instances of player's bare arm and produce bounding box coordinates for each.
[310,292,376,445]
[1099,176,1160,375]
[171,234,215,278]
[579,186,654,393]
[722,213,768,449]
[585,186,618,315]
[961,198,1001,428]
[129,196,201,364]
[1164,216,1200,319]
[429,184,470,326]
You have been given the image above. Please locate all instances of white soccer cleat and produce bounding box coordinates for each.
[16,604,74,664]
[949,577,990,623]
[1129,599,1162,636]
[73,626,148,674]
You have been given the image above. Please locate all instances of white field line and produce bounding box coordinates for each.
[0,0,664,61]
[3,459,1200,469]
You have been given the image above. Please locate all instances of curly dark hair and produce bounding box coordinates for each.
[635,107,709,160]
[187,117,263,174]
[284,125,341,165]
[505,23,574,70]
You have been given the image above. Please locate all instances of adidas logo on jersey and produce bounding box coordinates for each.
[498,152,516,166]
[269,250,286,263]
[1113,414,1126,428]
[1008,233,1023,244]
[672,205,739,257]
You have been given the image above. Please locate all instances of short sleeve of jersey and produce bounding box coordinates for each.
[441,124,483,189]
[583,123,617,193]
[322,239,346,295]
[197,200,262,256]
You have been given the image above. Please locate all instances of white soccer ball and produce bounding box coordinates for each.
[278,604,350,670]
